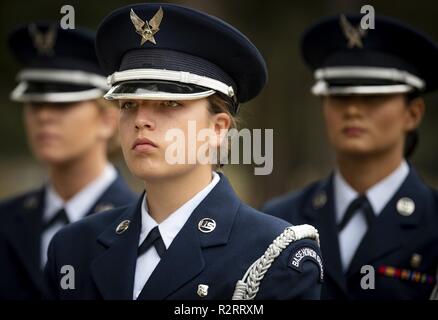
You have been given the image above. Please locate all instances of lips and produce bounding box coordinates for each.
[342,126,366,137]
[35,132,60,142]
[132,137,158,151]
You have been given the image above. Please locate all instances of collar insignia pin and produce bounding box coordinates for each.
[312,192,327,209]
[198,218,216,233]
[116,219,131,234]
[396,197,415,216]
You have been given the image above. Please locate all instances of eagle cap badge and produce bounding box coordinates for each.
[130,7,164,46]
[339,14,367,49]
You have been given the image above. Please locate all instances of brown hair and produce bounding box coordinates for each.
[207,93,239,129]
[207,94,239,169]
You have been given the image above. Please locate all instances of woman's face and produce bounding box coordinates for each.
[118,98,229,181]
[24,100,116,165]
[322,94,424,157]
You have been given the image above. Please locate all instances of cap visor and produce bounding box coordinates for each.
[104,80,215,100]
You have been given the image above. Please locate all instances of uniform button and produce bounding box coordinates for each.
[197,284,209,297]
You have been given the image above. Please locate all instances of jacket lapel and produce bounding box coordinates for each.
[303,175,347,295]
[90,195,142,300]
[347,168,427,277]
[137,173,240,300]
[85,173,137,216]
[3,188,45,291]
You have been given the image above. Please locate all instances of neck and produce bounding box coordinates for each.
[145,166,213,224]
[49,146,108,201]
[337,148,404,194]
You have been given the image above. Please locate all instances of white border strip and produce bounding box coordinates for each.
[312,80,414,96]
[314,67,425,90]
[18,69,109,90]
[104,86,215,101]
[10,82,104,103]
[107,69,235,98]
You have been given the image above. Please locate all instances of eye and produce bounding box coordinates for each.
[362,95,386,105]
[330,95,350,104]
[161,100,182,108]
[120,100,138,110]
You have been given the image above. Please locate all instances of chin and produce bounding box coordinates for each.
[36,153,70,165]
[337,144,374,157]
[128,160,165,180]
[130,162,198,182]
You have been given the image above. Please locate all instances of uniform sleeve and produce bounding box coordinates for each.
[260,197,285,216]
[43,232,60,300]
[0,232,16,299]
[256,238,323,300]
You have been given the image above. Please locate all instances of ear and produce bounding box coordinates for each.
[405,97,425,131]
[209,112,231,148]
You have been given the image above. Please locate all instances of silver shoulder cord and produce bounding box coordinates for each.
[430,268,438,300]
[232,224,320,300]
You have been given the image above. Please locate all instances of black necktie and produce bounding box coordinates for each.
[42,208,69,231]
[138,226,166,258]
[338,195,375,231]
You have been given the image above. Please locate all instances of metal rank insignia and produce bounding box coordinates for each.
[312,192,327,210]
[94,203,115,213]
[377,265,436,285]
[396,197,415,216]
[339,14,367,49]
[115,219,130,234]
[198,218,216,233]
[197,284,209,297]
[23,195,39,210]
[130,7,163,45]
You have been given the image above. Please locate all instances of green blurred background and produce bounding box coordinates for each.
[1,0,437,207]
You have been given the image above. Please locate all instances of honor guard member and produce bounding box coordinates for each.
[44,3,323,300]
[263,14,438,299]
[0,23,137,299]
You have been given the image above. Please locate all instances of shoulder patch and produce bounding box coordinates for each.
[288,246,324,282]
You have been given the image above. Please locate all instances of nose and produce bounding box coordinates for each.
[342,97,363,118]
[134,104,156,130]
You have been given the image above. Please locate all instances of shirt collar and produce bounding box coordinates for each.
[44,164,117,223]
[140,171,220,249]
[334,160,410,222]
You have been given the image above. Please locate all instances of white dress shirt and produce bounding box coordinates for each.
[133,171,220,300]
[334,160,409,270]
[41,164,117,267]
